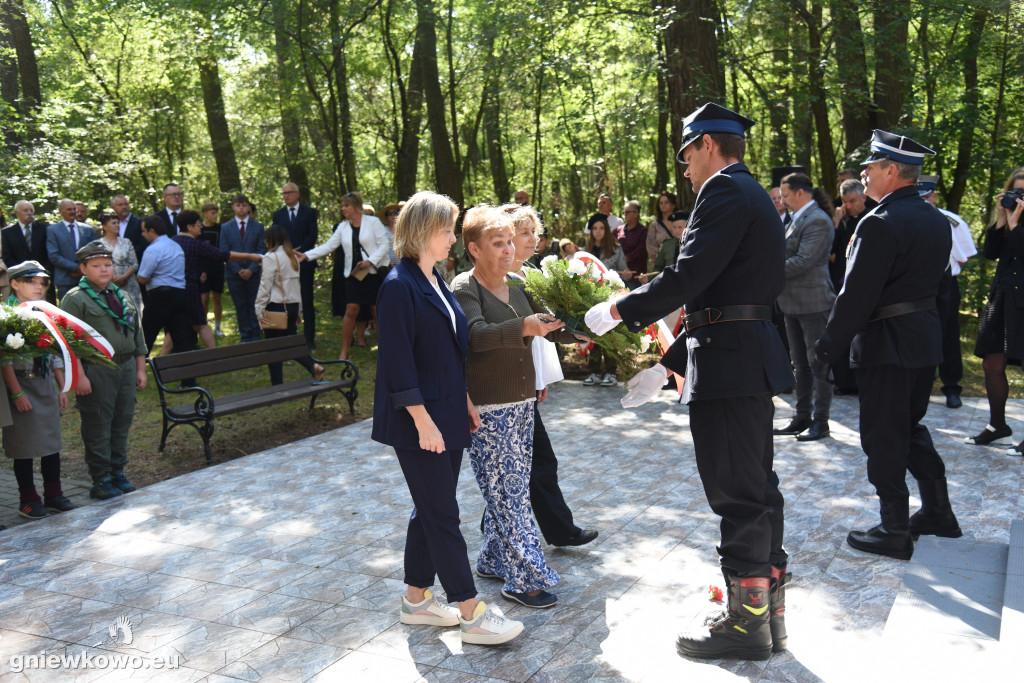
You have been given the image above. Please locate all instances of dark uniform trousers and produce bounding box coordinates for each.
[530,404,580,545]
[935,271,963,394]
[857,364,946,502]
[690,394,787,577]
[395,447,476,603]
[80,357,137,482]
[143,286,197,354]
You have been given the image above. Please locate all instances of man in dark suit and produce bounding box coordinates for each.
[815,130,962,561]
[152,183,185,235]
[773,172,837,441]
[273,183,319,348]
[221,194,265,342]
[46,198,96,300]
[3,200,54,302]
[587,103,794,661]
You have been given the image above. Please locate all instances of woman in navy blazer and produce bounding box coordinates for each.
[371,191,523,646]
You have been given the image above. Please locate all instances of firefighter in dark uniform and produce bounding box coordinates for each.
[814,130,962,561]
[586,103,794,661]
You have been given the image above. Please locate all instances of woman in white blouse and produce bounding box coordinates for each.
[297,192,391,359]
[256,225,323,385]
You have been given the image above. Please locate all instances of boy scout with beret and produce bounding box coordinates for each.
[59,240,148,500]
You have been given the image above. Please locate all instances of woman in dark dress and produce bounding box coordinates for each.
[968,168,1024,452]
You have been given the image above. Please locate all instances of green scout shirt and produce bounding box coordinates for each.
[59,286,147,359]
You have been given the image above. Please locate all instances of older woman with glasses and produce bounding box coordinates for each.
[452,206,579,609]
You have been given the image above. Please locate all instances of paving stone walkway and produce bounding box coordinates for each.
[0,382,1019,681]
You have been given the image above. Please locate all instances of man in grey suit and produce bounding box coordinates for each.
[773,173,837,441]
[47,198,97,300]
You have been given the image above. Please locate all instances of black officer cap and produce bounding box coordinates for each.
[916,174,939,196]
[863,130,936,166]
[676,102,755,163]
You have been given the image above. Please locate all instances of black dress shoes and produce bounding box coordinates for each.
[773,418,812,436]
[945,393,962,409]
[795,420,830,441]
[553,529,598,547]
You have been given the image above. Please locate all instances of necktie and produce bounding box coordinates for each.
[239,220,246,241]
[23,224,30,241]
[290,207,296,223]
[68,222,77,248]
[170,211,177,230]
[102,290,124,332]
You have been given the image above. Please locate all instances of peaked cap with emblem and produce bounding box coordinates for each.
[7,260,50,280]
[76,240,113,263]
[916,174,939,197]
[676,102,756,163]
[863,129,936,166]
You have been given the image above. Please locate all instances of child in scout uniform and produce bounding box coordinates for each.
[59,240,148,500]
[2,260,75,519]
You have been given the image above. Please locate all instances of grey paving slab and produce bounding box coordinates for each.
[0,386,1019,681]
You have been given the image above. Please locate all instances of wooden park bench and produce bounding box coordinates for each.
[148,335,358,464]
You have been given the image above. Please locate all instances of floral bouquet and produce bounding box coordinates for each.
[523,252,658,377]
[0,301,116,391]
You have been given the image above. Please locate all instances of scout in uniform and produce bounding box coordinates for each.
[59,240,148,500]
[814,130,961,560]
[586,103,794,660]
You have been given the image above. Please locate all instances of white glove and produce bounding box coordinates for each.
[621,364,669,409]
[585,300,622,336]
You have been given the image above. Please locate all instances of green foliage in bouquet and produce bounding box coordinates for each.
[523,256,648,377]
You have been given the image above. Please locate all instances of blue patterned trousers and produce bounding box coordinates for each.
[469,400,559,593]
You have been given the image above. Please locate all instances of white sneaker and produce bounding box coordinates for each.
[583,373,599,386]
[460,601,524,645]
[400,589,459,626]
[214,328,225,338]
[600,373,618,387]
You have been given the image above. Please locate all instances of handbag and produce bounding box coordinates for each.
[262,256,289,330]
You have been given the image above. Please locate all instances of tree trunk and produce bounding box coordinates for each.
[272,0,311,204]
[663,0,724,206]
[791,20,812,170]
[198,56,242,194]
[3,0,39,110]
[532,60,545,204]
[385,0,423,200]
[805,1,836,195]
[0,2,19,147]
[945,7,989,213]
[830,0,871,155]
[872,3,909,130]
[415,0,462,206]
[482,82,509,203]
[650,34,670,208]
[335,48,358,192]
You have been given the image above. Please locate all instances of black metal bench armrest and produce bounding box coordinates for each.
[309,356,359,383]
[147,358,216,417]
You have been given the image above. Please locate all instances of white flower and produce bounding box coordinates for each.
[605,270,624,288]
[567,258,588,276]
[0,309,9,321]
[540,255,559,274]
[640,335,652,353]
[5,333,24,350]
[12,307,33,320]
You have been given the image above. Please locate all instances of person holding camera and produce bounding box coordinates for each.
[967,169,1024,451]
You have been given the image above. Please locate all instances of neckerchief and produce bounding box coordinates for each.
[78,276,135,334]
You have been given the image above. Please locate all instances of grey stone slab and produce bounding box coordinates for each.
[885,590,1001,641]
[308,650,429,683]
[1010,519,1024,547]
[902,564,1007,612]
[215,593,332,636]
[213,635,348,681]
[910,536,1008,573]
[150,622,276,674]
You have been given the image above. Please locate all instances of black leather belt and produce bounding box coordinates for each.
[683,305,773,334]
[869,297,935,322]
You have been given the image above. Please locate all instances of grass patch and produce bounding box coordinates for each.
[58,294,375,488]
